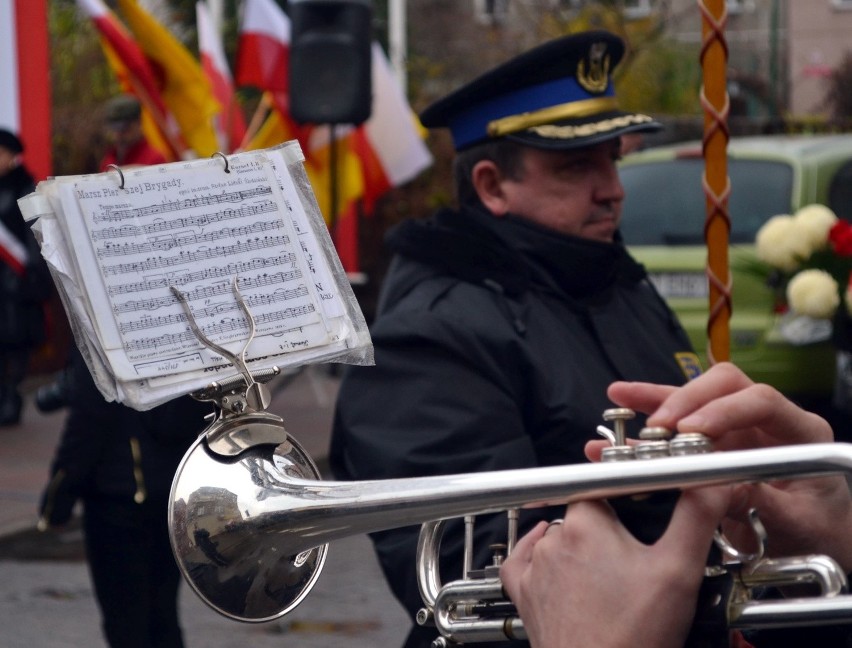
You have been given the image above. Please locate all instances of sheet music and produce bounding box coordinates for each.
[19,142,372,410]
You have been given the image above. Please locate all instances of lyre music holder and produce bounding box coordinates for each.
[169,278,292,457]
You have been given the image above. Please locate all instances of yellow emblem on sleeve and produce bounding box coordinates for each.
[675,352,703,380]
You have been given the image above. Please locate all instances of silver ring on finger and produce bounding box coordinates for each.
[545,519,564,533]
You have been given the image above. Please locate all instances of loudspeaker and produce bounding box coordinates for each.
[289,0,373,125]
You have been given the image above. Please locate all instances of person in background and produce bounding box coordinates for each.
[37,93,201,648]
[39,347,210,648]
[501,362,852,648]
[36,94,167,413]
[330,30,703,648]
[99,93,167,170]
[0,128,51,425]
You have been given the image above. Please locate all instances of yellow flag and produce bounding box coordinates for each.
[245,108,365,225]
[116,0,221,157]
[304,133,365,225]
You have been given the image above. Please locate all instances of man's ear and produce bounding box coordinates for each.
[471,159,509,216]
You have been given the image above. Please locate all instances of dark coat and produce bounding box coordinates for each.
[330,204,701,648]
[39,349,211,525]
[0,164,51,349]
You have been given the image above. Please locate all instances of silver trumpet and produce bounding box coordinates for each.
[169,386,852,645]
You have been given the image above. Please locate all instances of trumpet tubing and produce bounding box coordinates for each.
[169,430,852,631]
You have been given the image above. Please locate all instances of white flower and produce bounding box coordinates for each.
[756,215,812,272]
[786,269,840,319]
[793,204,838,255]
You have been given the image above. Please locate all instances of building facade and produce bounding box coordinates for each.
[406,1,852,125]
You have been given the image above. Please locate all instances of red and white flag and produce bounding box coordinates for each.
[0,224,28,276]
[236,0,432,272]
[196,1,246,153]
[0,0,52,181]
[329,44,433,272]
[235,0,291,95]
[236,0,311,151]
[356,43,433,212]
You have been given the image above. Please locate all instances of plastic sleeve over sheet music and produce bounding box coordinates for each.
[17,141,374,410]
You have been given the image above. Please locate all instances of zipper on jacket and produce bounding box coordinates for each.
[129,437,147,504]
[37,468,67,531]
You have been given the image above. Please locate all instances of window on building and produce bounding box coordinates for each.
[624,0,653,19]
[726,0,755,13]
[474,0,510,25]
[556,1,658,17]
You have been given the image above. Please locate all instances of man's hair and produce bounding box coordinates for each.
[453,139,527,205]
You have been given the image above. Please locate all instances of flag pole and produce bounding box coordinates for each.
[238,92,273,151]
[700,0,731,365]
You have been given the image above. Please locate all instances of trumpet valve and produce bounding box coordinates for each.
[670,432,714,455]
[489,543,507,567]
[635,426,673,460]
[602,407,635,445]
[600,408,637,462]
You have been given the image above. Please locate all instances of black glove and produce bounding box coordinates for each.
[37,468,78,530]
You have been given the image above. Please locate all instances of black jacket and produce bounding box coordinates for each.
[39,349,211,525]
[330,204,701,648]
[0,164,51,349]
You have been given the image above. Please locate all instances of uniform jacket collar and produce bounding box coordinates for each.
[385,202,646,300]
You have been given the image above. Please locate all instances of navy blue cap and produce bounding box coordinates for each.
[0,129,24,154]
[419,30,661,151]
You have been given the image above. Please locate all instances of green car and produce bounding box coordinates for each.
[619,134,852,413]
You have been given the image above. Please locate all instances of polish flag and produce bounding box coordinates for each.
[0,0,52,181]
[356,43,433,212]
[235,0,290,94]
[0,224,28,276]
[196,1,246,153]
[235,0,311,151]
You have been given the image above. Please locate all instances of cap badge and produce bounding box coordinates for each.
[577,41,610,94]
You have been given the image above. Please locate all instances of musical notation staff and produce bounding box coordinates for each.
[101,239,294,276]
[92,186,274,223]
[90,200,278,240]
[96,221,284,259]
[107,259,301,297]
[112,272,307,314]
[117,286,310,333]
[124,303,316,352]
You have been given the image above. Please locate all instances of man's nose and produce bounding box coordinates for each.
[595,162,625,204]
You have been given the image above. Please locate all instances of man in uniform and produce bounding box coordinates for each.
[330,31,702,648]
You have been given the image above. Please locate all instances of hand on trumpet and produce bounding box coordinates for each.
[500,488,729,648]
[604,361,852,572]
[501,362,852,648]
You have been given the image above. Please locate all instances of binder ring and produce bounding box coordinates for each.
[213,151,230,173]
[106,164,125,189]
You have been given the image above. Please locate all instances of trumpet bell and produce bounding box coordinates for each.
[168,432,327,622]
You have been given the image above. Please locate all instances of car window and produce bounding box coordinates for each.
[619,158,793,245]
[829,161,852,221]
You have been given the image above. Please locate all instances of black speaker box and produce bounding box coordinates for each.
[289,0,373,125]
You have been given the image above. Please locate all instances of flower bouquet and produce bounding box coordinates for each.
[750,204,852,413]
[751,204,852,324]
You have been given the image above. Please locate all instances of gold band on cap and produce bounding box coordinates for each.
[529,113,655,140]
[486,97,620,138]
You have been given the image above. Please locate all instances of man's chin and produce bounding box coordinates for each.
[582,221,618,243]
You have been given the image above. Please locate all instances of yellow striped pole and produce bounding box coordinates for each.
[699,0,732,364]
